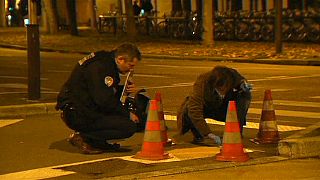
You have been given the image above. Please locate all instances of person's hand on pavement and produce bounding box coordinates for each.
[207,133,222,146]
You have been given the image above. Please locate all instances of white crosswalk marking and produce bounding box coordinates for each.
[0,119,23,128]
[252,100,320,108]
[164,100,320,132]
[248,108,320,119]
[164,115,306,132]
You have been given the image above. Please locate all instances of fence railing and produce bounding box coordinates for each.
[98,9,320,43]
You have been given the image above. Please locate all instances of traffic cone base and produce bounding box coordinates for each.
[216,101,250,162]
[255,131,280,144]
[216,152,249,162]
[134,142,170,160]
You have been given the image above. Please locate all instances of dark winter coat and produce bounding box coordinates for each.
[177,67,247,136]
[56,51,129,126]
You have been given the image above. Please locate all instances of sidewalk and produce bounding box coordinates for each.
[0,27,320,164]
[0,27,319,65]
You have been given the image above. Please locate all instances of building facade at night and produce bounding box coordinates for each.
[1,0,319,27]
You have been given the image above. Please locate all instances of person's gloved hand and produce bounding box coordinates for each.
[239,81,253,93]
[207,133,222,146]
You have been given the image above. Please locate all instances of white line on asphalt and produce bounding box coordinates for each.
[0,91,58,95]
[132,74,170,78]
[164,115,306,132]
[0,76,27,79]
[0,76,48,80]
[0,155,181,180]
[145,65,286,70]
[248,74,320,82]
[146,65,181,68]
[248,108,320,119]
[252,100,320,108]
[141,74,320,90]
[0,84,51,89]
[268,89,291,92]
[120,74,169,78]
[47,70,71,73]
[144,84,193,89]
[0,119,23,128]
[0,147,263,179]
[265,76,289,79]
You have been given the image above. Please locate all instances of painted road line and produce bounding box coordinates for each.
[0,168,75,180]
[0,157,116,180]
[0,119,23,128]
[120,74,169,78]
[0,91,58,95]
[252,100,320,108]
[248,108,320,119]
[0,84,52,90]
[0,147,262,179]
[0,155,180,180]
[164,115,305,132]
[0,77,48,80]
[248,74,320,82]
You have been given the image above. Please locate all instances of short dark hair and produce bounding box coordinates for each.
[114,43,141,62]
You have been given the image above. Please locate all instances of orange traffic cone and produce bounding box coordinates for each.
[253,89,280,144]
[155,92,175,146]
[134,99,171,160]
[216,101,249,162]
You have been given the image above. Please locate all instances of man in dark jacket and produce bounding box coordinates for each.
[56,43,147,154]
[177,66,252,145]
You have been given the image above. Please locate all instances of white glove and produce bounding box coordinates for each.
[207,133,222,146]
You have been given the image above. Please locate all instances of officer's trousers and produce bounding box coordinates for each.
[62,107,136,145]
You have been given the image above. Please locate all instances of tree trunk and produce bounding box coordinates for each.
[42,0,58,34]
[0,0,5,27]
[182,0,191,12]
[66,0,78,36]
[202,0,214,46]
[172,0,182,13]
[124,0,136,41]
[88,0,97,31]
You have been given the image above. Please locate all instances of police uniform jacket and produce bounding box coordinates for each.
[56,50,129,125]
[180,68,246,136]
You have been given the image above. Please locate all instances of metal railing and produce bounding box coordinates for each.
[98,9,320,43]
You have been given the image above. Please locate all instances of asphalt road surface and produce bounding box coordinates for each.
[1,48,320,179]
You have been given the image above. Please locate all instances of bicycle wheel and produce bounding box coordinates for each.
[157,21,168,37]
[236,21,250,41]
[261,24,274,42]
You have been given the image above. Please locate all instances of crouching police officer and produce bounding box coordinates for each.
[56,43,149,154]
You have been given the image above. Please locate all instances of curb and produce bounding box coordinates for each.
[0,103,58,118]
[106,156,289,180]
[278,122,320,158]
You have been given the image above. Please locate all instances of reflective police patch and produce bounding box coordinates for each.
[78,52,96,65]
[104,76,114,87]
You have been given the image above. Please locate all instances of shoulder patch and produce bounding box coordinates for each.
[78,52,96,65]
[104,76,114,87]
